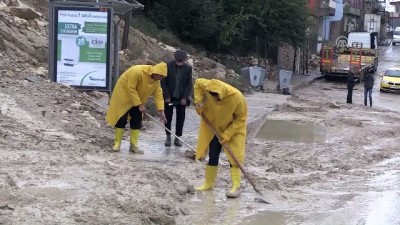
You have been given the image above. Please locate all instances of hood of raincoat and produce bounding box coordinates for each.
[205,79,236,100]
[105,63,167,128]
[193,78,247,166]
[149,62,168,77]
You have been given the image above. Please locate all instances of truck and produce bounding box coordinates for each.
[393,27,400,46]
[320,32,379,82]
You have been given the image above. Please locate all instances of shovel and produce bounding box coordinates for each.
[84,97,197,160]
[146,114,197,160]
[200,112,271,204]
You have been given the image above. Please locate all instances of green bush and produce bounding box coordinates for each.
[131,15,195,54]
[197,72,251,94]
[148,51,173,64]
[131,15,159,38]
[144,97,159,118]
[158,30,181,47]
[222,76,252,94]
[129,46,144,60]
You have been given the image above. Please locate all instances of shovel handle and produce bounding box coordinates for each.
[146,114,197,153]
[84,96,198,156]
[200,113,262,195]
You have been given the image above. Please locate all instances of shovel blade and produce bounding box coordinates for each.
[255,196,271,204]
[184,149,196,160]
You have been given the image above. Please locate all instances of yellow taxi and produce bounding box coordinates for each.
[380,68,400,92]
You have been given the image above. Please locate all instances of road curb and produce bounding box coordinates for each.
[247,112,268,140]
[246,74,324,141]
[291,75,324,96]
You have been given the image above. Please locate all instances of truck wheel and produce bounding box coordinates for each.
[324,75,332,81]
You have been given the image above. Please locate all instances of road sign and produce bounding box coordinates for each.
[336,36,348,49]
[49,4,113,91]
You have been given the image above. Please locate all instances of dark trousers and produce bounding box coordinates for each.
[364,88,372,107]
[208,136,233,167]
[208,136,222,166]
[115,106,142,129]
[347,87,353,104]
[164,99,186,136]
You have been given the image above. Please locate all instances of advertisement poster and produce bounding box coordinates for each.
[54,7,111,89]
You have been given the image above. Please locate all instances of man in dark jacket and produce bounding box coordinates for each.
[364,73,374,107]
[161,50,193,146]
[347,71,355,104]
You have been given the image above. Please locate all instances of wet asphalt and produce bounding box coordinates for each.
[373,44,400,112]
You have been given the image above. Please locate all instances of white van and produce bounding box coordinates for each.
[393,27,400,46]
[347,32,377,49]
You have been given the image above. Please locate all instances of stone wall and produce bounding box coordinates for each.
[278,44,295,71]
[277,43,314,75]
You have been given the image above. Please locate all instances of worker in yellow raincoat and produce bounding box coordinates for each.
[106,62,167,153]
[193,78,247,198]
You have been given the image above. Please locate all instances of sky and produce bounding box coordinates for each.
[386,0,400,12]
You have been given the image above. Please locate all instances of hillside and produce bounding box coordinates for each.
[0,0,235,224]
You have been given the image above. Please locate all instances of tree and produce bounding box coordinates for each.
[137,0,311,56]
[146,0,224,49]
[250,0,311,58]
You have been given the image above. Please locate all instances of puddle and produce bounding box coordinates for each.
[255,120,326,143]
[118,140,186,162]
[186,188,264,225]
[241,211,304,225]
[364,191,400,225]
[240,169,400,225]
[22,187,66,199]
[22,187,64,199]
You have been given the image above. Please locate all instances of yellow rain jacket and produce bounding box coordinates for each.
[194,78,248,166]
[106,62,167,127]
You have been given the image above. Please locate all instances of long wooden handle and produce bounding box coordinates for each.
[84,96,197,153]
[200,113,262,195]
[147,114,197,153]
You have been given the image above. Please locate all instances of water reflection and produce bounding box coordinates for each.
[256,120,326,144]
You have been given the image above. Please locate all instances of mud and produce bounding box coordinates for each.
[1,0,400,222]
[1,63,400,224]
[0,73,198,224]
[178,45,400,224]
[256,120,326,144]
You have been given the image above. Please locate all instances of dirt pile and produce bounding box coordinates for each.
[0,0,48,72]
[0,1,237,224]
[1,0,240,82]
[121,27,240,80]
[0,67,201,224]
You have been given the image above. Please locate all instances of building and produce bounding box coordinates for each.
[342,0,363,34]
[308,0,390,51]
[330,0,364,41]
[364,0,381,35]
[307,0,344,53]
[392,0,400,12]
[389,0,400,28]
[307,0,335,53]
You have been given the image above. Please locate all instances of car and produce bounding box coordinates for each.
[380,68,400,92]
[393,28,400,46]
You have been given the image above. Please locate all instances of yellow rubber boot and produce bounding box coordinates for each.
[195,165,218,191]
[129,129,143,154]
[112,128,124,152]
[226,167,241,198]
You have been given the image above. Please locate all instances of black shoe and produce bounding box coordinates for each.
[174,137,182,147]
[165,135,171,147]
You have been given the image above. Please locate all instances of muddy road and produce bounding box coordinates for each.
[1,46,400,224]
[179,44,400,224]
[317,44,400,112]
[235,45,400,225]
